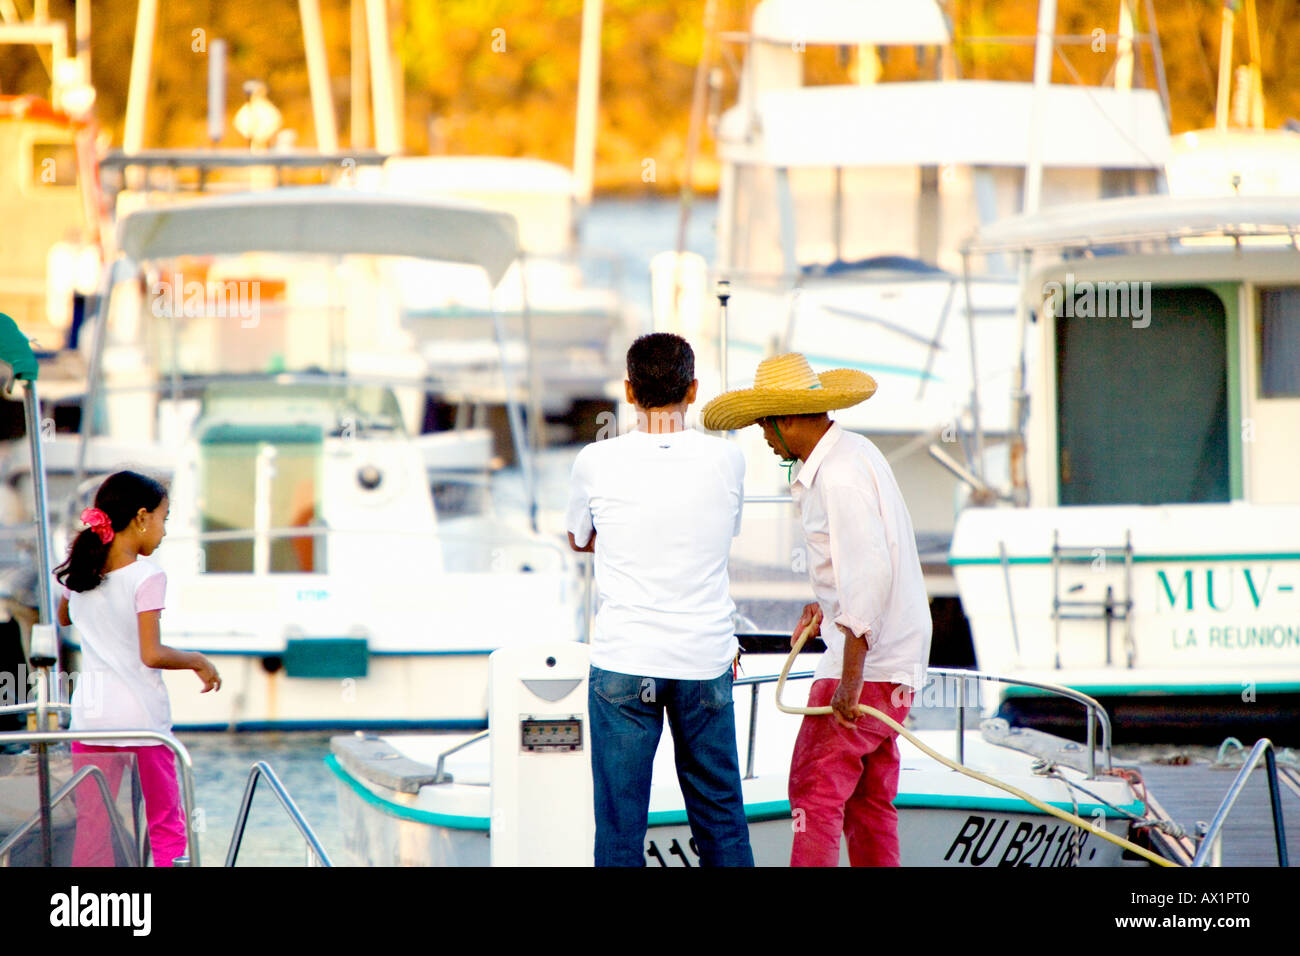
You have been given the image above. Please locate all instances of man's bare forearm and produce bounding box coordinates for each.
[839,623,867,685]
[567,531,597,553]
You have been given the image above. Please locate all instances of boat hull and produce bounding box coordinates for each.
[951,503,1300,732]
[329,760,1141,868]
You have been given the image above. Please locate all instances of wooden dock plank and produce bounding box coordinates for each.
[1135,763,1299,866]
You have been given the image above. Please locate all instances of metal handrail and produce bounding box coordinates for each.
[225,761,333,867]
[731,652,1113,779]
[0,730,199,866]
[433,730,490,784]
[0,702,71,717]
[1192,739,1289,867]
[735,668,813,780]
[929,666,1113,777]
[0,764,141,867]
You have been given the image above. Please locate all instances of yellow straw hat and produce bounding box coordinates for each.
[699,353,877,431]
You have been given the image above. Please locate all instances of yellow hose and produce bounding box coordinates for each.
[774,624,1179,868]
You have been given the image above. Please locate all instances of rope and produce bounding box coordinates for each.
[774,623,1179,868]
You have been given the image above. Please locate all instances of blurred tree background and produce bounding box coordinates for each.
[1,0,1297,193]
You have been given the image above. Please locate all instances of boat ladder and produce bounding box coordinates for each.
[1193,738,1290,867]
[225,761,333,867]
[1051,529,1134,670]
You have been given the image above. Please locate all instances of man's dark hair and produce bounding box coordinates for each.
[626,333,694,408]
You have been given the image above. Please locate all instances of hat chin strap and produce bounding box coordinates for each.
[768,418,798,484]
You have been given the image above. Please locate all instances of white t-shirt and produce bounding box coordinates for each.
[565,428,745,679]
[64,558,171,746]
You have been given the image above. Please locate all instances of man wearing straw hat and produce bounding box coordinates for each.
[701,353,932,867]
[566,332,753,867]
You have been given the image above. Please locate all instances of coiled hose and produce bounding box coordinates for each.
[773,624,1179,868]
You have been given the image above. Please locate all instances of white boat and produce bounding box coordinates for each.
[369,156,633,435]
[45,188,585,731]
[699,0,1171,595]
[950,194,1300,731]
[327,641,1189,867]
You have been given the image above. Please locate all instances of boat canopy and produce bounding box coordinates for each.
[718,82,1169,170]
[750,0,950,46]
[963,194,1300,254]
[117,188,520,286]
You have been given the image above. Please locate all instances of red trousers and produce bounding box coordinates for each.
[71,742,188,867]
[788,679,912,867]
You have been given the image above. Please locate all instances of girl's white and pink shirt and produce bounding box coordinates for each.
[61,558,171,746]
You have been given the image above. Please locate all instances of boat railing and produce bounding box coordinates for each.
[0,728,200,866]
[0,701,70,717]
[97,149,389,208]
[0,763,142,867]
[225,761,333,868]
[153,526,573,574]
[1192,738,1289,867]
[433,730,491,784]
[733,651,1112,780]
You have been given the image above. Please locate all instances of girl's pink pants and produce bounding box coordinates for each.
[71,742,188,867]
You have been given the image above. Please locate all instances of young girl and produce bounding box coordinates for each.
[54,470,220,866]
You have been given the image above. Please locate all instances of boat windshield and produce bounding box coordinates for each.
[199,380,406,437]
[111,252,432,380]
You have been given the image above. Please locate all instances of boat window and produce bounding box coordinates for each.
[1258,287,1300,398]
[200,381,405,437]
[1055,286,1229,505]
[198,443,256,572]
[31,142,77,188]
[728,164,785,275]
[198,429,324,574]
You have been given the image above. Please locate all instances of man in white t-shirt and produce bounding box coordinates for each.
[566,332,753,867]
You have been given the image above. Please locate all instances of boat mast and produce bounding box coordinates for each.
[1215,0,1266,132]
[300,0,339,152]
[1002,0,1058,505]
[573,0,604,207]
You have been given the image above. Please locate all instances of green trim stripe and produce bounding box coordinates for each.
[950,552,1300,567]
[325,754,491,830]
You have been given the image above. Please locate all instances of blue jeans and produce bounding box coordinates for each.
[588,664,754,867]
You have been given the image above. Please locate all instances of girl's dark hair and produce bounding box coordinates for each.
[54,470,168,593]
[626,333,694,409]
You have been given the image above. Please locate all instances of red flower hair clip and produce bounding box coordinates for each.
[80,507,115,544]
